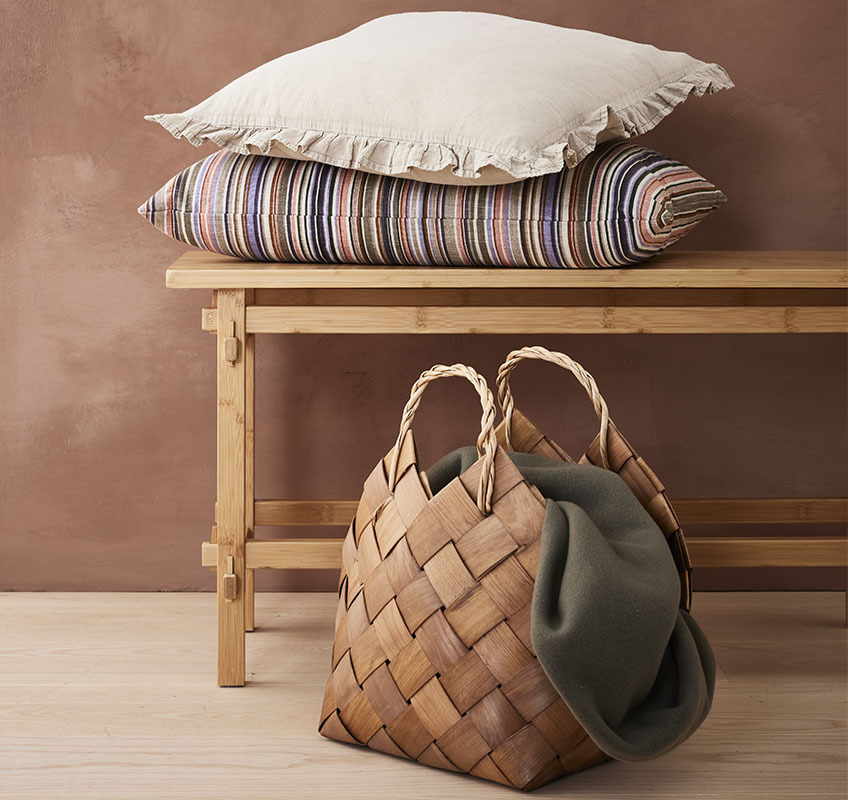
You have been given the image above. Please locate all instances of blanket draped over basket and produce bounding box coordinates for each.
[427,447,715,762]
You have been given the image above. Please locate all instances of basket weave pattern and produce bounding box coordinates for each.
[319,366,607,791]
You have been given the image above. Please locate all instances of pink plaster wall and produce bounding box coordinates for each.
[1,0,845,591]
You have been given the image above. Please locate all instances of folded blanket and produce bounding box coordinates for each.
[427,448,715,762]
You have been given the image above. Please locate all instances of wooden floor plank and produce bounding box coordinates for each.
[0,592,844,799]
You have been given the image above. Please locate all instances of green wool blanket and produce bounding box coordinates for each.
[427,448,715,762]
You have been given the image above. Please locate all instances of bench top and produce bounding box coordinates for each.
[166,250,847,290]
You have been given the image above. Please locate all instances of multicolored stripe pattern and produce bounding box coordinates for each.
[140,142,725,268]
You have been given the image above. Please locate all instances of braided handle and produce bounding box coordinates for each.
[388,364,497,513]
[496,346,612,469]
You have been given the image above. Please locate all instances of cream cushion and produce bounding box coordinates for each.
[146,11,732,185]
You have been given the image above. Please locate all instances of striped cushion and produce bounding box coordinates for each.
[139,143,725,268]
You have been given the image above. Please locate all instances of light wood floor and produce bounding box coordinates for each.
[1,592,845,799]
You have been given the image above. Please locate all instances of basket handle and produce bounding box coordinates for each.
[496,346,612,469]
[388,364,497,514]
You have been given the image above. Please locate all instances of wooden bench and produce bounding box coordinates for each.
[166,249,848,686]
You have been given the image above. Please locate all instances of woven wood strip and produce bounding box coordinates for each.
[495,346,693,611]
[319,431,604,791]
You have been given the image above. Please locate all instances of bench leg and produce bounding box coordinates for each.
[216,288,248,686]
[244,319,255,633]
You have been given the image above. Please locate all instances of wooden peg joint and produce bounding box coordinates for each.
[223,321,239,364]
[222,555,239,601]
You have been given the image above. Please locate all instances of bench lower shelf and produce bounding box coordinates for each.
[240,497,848,527]
[206,496,847,569]
[202,536,848,571]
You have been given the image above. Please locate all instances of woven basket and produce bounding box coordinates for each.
[319,364,607,791]
[495,346,693,610]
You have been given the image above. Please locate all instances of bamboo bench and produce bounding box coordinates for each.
[165,249,848,686]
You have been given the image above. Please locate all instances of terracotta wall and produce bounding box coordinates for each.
[1,0,845,591]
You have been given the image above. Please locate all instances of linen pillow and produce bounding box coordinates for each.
[138,142,726,268]
[145,12,732,186]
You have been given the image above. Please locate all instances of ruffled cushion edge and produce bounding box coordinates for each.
[145,62,733,182]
